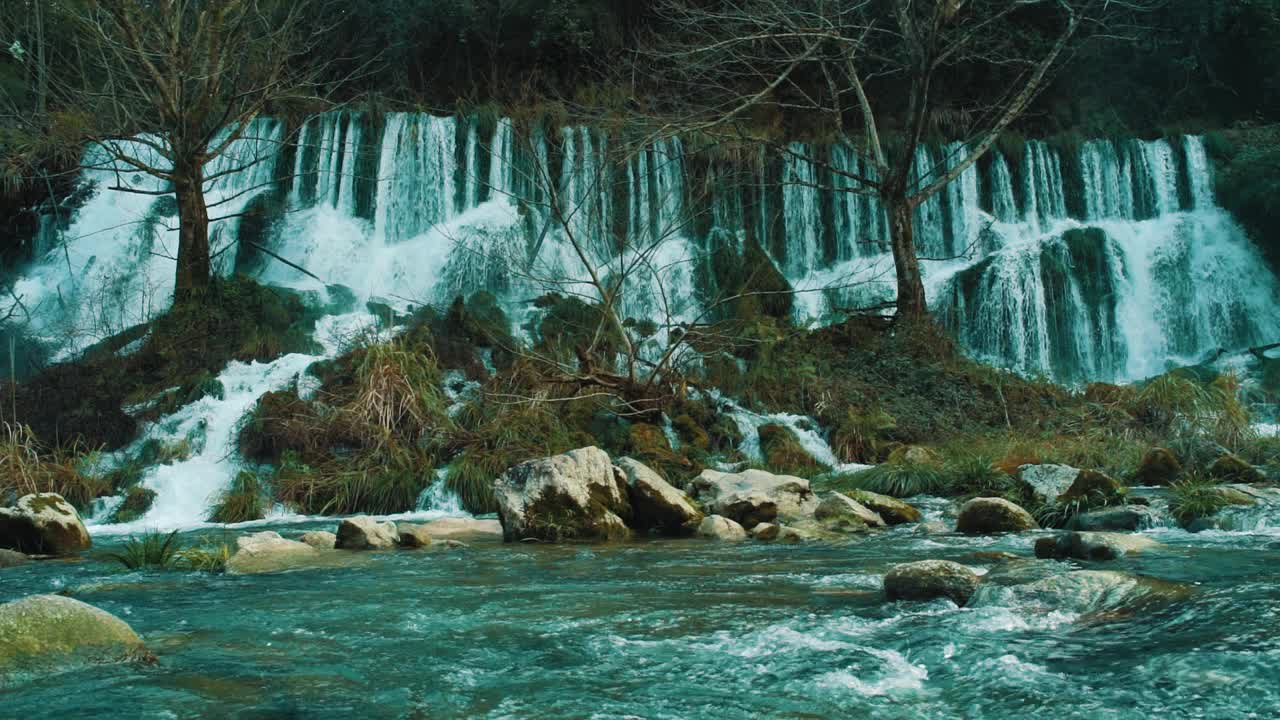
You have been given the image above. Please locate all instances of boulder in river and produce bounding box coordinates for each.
[1018,464,1079,504]
[336,517,400,550]
[615,457,704,536]
[1067,505,1163,532]
[749,522,808,543]
[969,568,1189,615]
[494,447,632,542]
[396,523,433,548]
[0,494,91,555]
[226,531,319,575]
[1059,470,1124,503]
[418,518,503,541]
[883,560,980,606]
[814,492,885,532]
[1035,531,1161,561]
[0,594,150,673]
[955,497,1039,534]
[0,548,29,568]
[842,489,921,525]
[298,531,337,550]
[688,468,817,527]
[696,515,747,541]
[1132,448,1182,486]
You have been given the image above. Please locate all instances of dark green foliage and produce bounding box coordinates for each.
[757,424,824,477]
[1169,476,1231,528]
[105,531,182,571]
[1212,127,1280,274]
[835,462,946,499]
[109,486,157,524]
[209,471,267,524]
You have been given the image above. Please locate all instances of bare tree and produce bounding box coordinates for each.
[46,0,336,306]
[634,0,1146,320]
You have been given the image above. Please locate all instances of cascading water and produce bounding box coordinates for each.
[10,113,1280,525]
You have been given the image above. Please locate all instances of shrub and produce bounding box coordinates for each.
[110,486,157,524]
[757,424,825,477]
[0,422,107,509]
[940,455,1022,502]
[105,530,182,571]
[178,539,232,573]
[1169,476,1230,528]
[209,471,267,524]
[830,407,896,464]
[838,462,946,498]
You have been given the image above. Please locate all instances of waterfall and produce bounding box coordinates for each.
[9,117,1280,387]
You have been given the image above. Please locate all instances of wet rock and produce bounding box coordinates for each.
[1035,532,1160,561]
[696,514,747,541]
[1018,464,1079,504]
[0,494,92,555]
[843,489,921,525]
[298,531,337,551]
[1132,448,1182,486]
[226,531,318,575]
[494,447,632,542]
[0,548,29,568]
[814,492,885,532]
[883,560,979,606]
[1059,470,1124,502]
[616,457,704,536]
[749,522,807,543]
[0,595,149,673]
[1210,453,1265,484]
[419,517,503,541]
[969,569,1188,615]
[1068,505,1163,532]
[688,468,817,528]
[955,497,1039,534]
[336,517,400,550]
[396,523,433,548]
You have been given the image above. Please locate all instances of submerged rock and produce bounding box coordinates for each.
[616,457,704,536]
[0,595,149,673]
[494,447,632,542]
[298,531,337,551]
[0,494,92,556]
[1035,532,1161,561]
[1019,464,1079,504]
[1068,505,1163,532]
[969,569,1188,615]
[688,468,817,527]
[883,560,979,606]
[226,531,318,575]
[843,489,921,525]
[749,522,808,543]
[0,549,29,568]
[1132,448,1182,486]
[814,492,885,532]
[336,517,400,550]
[418,518,503,541]
[955,497,1039,534]
[396,523,433,548]
[696,515,747,541]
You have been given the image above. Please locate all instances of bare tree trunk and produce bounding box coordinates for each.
[886,193,927,320]
[173,162,211,305]
[34,0,48,120]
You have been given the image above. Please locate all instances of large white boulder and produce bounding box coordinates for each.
[0,493,92,555]
[688,468,817,527]
[494,447,632,542]
[226,531,318,575]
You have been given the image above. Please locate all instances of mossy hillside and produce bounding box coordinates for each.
[8,276,322,452]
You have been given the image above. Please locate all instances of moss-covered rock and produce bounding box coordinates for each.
[1034,531,1161,561]
[626,422,698,486]
[671,414,711,451]
[108,486,156,524]
[844,489,922,525]
[0,494,91,555]
[1059,470,1124,503]
[757,424,824,476]
[0,595,149,673]
[616,457,704,536]
[883,560,980,606]
[814,492,885,533]
[493,447,633,542]
[956,497,1040,534]
[1209,453,1265,483]
[887,445,944,467]
[1132,447,1182,486]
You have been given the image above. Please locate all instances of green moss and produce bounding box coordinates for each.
[757,424,824,477]
[209,471,267,524]
[109,486,157,524]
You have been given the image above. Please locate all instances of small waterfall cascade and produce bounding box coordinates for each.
[11,116,1280,385]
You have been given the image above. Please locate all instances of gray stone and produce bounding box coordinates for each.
[1068,505,1162,532]
[494,447,632,542]
[814,492,885,532]
[397,523,433,548]
[336,516,400,550]
[688,468,817,527]
[696,515,747,541]
[0,494,92,555]
[226,531,318,574]
[298,530,337,550]
[0,548,29,568]
[1019,464,1080,504]
[1035,531,1161,561]
[616,457,704,536]
[956,497,1039,534]
[843,490,922,525]
[749,522,807,543]
[883,560,980,606]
